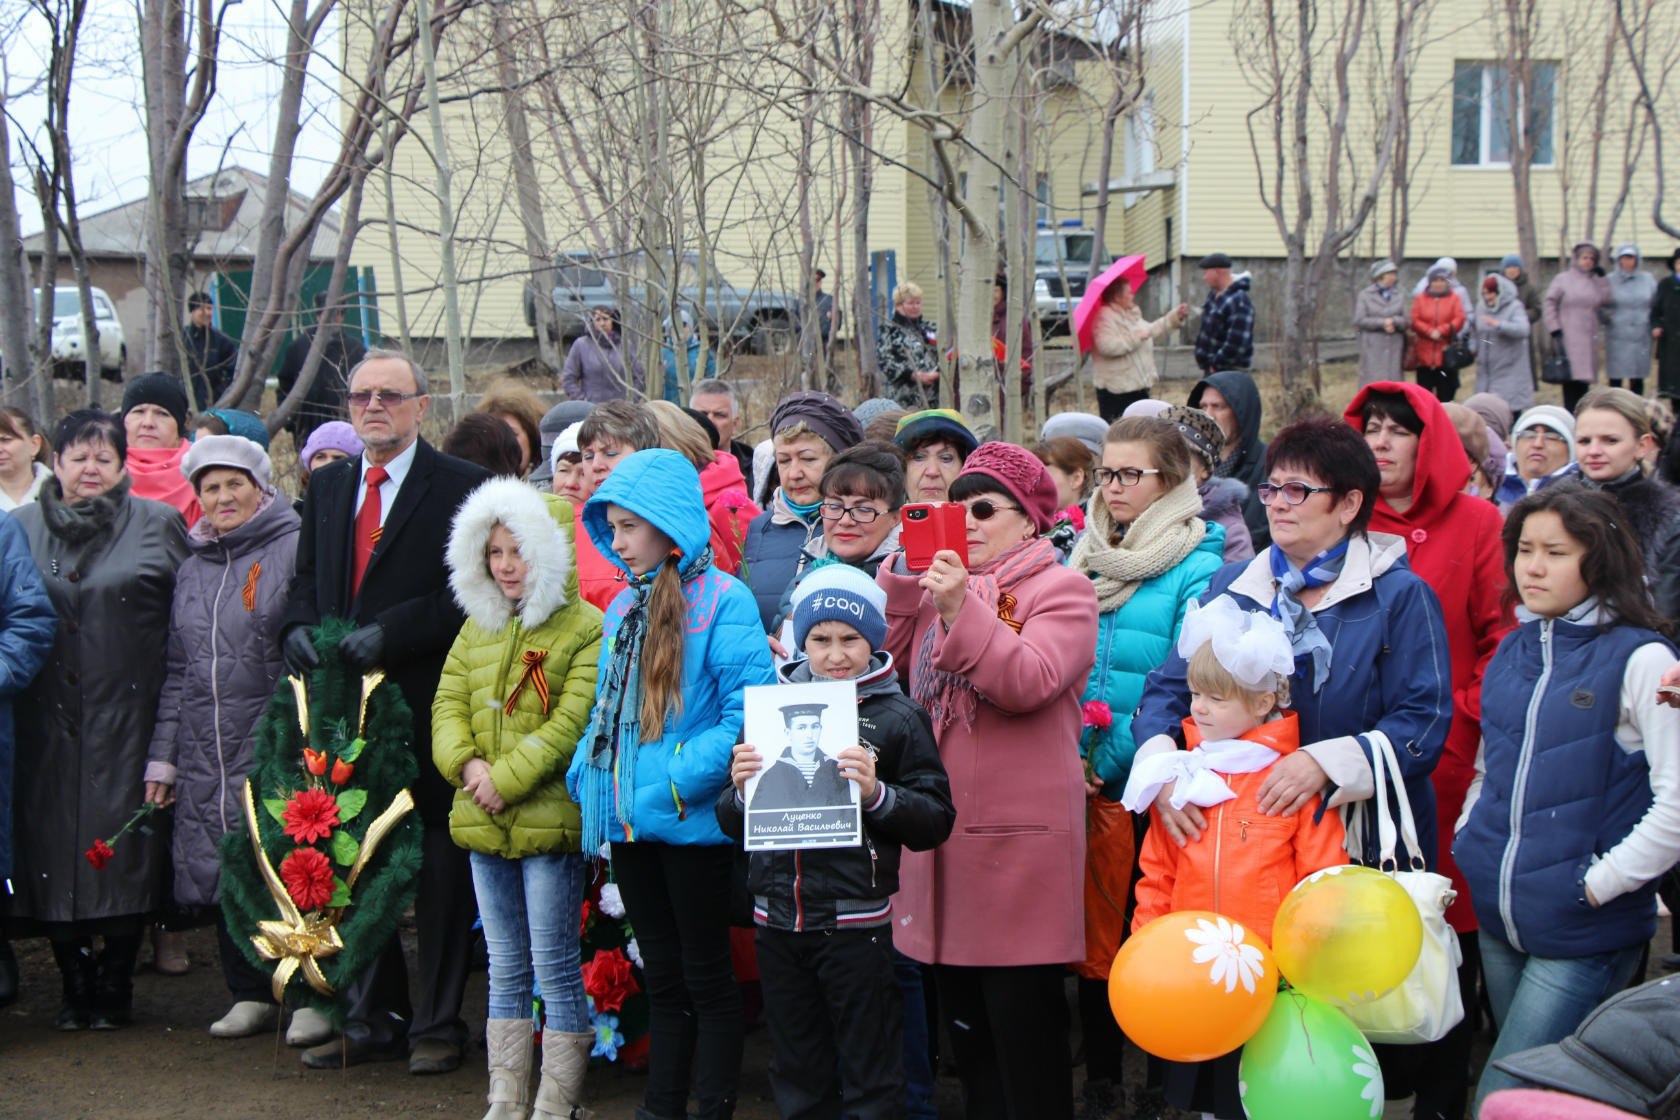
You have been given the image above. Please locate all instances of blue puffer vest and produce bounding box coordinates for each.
[1455,614,1670,957]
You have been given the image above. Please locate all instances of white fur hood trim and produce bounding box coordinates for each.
[447,478,577,631]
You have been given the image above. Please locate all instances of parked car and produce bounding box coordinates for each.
[34,286,127,381]
[523,250,802,356]
[1033,223,1098,335]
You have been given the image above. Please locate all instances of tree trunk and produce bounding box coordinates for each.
[955,0,1014,439]
[0,94,46,416]
[492,15,560,377]
[416,0,466,409]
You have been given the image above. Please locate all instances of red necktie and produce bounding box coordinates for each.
[352,465,389,594]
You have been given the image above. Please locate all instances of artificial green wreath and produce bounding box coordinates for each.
[218,617,423,1020]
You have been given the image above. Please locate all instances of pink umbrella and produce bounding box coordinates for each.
[1074,254,1148,354]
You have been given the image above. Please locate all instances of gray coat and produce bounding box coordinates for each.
[1543,255,1614,382]
[560,324,644,403]
[1605,256,1657,384]
[1469,274,1534,412]
[1354,282,1410,386]
[145,492,300,907]
[10,480,188,924]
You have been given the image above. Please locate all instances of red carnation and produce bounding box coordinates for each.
[279,847,336,911]
[1081,701,1113,730]
[84,838,114,870]
[582,948,639,1013]
[282,788,340,844]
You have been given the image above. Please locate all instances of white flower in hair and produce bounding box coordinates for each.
[1176,595,1295,692]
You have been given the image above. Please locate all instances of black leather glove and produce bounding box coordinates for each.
[338,623,386,671]
[281,626,320,675]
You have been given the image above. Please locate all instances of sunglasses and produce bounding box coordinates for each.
[347,389,422,408]
[964,498,1022,521]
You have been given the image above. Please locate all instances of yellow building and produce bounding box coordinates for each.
[343,0,1123,350]
[1102,0,1678,332]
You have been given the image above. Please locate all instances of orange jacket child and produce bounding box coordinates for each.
[1130,712,1347,945]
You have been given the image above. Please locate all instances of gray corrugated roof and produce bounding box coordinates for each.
[23,166,339,262]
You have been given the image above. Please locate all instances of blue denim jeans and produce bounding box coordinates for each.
[1475,931,1643,1111]
[469,850,589,1030]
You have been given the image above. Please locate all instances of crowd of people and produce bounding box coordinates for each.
[0,243,1678,1120]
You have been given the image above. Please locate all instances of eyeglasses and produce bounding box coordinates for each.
[1514,429,1568,446]
[347,389,423,408]
[965,498,1022,521]
[819,501,886,524]
[1258,481,1336,506]
[1094,467,1161,487]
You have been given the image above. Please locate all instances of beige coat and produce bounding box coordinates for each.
[1091,302,1187,395]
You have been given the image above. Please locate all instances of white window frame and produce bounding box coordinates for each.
[1454,62,1557,170]
[1121,94,1157,208]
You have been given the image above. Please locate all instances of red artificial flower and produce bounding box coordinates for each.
[84,838,114,870]
[1081,701,1113,730]
[279,847,336,911]
[582,948,639,1013]
[281,788,341,844]
[330,757,354,785]
[302,748,328,776]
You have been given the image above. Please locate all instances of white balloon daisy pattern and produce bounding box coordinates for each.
[1351,1041,1384,1118]
[1183,915,1266,994]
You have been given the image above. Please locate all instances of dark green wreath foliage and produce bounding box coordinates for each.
[219,617,423,1020]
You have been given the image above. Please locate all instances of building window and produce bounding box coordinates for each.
[1121,94,1156,208]
[1452,61,1556,167]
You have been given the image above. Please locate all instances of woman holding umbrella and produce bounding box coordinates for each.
[1078,255,1189,421]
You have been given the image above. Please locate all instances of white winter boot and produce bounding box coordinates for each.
[482,1018,535,1120]
[530,1029,594,1120]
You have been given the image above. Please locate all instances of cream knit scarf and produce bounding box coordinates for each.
[1070,475,1207,613]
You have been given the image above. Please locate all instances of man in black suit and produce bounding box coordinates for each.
[280,348,489,1073]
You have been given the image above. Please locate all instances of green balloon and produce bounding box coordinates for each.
[1239,990,1384,1120]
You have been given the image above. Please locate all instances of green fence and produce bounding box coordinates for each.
[210,266,382,375]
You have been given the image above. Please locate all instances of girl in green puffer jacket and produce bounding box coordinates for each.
[433,478,604,1120]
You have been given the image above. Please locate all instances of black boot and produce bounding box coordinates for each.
[90,933,141,1030]
[51,940,94,1031]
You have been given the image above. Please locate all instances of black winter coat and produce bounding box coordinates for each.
[282,440,490,824]
[716,656,954,932]
[1654,274,1680,401]
[11,480,189,924]
[1579,468,1680,622]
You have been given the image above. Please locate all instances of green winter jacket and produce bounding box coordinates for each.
[432,481,604,858]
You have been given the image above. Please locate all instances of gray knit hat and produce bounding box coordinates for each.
[1039,412,1109,456]
[1370,260,1398,281]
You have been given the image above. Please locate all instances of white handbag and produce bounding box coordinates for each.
[1336,731,1465,1044]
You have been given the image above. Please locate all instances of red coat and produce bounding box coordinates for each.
[1344,381,1513,930]
[1409,289,1466,369]
[700,451,760,575]
[574,505,623,612]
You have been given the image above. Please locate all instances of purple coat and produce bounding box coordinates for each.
[146,492,300,907]
[1543,261,1614,382]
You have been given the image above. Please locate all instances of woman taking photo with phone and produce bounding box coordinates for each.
[876,442,1098,1119]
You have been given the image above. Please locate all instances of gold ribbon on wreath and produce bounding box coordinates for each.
[245,668,411,1004]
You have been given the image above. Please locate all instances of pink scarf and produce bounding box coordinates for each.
[125,442,201,525]
[911,537,1059,730]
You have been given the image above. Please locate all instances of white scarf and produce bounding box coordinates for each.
[1120,738,1282,812]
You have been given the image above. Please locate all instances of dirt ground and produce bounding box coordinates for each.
[2,917,1672,1120]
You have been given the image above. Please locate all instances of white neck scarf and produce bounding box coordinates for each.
[1120,737,1282,813]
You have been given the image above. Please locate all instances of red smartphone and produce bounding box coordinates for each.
[900,502,968,572]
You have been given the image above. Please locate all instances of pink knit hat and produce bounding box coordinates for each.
[957,441,1059,533]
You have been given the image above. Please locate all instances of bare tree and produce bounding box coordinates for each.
[1234,0,1428,414]
[1614,0,1680,240]
[139,0,231,377]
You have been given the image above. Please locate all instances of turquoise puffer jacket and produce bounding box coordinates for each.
[1079,523,1226,797]
[568,450,776,847]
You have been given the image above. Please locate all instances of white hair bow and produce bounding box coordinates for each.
[1176,595,1295,692]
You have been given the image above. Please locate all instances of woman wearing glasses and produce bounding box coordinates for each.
[876,441,1098,1119]
[1497,406,1578,509]
[1131,420,1453,1106]
[1065,415,1227,1119]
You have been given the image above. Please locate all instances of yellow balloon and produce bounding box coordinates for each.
[1272,866,1422,1008]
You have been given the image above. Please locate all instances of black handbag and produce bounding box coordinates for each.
[1441,341,1474,373]
[1541,350,1572,385]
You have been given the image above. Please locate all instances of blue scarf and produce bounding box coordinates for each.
[1267,538,1349,693]
[782,491,823,519]
[576,547,714,855]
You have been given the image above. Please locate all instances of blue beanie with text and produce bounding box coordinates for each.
[791,563,888,652]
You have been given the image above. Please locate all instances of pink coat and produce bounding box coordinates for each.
[878,556,1098,967]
